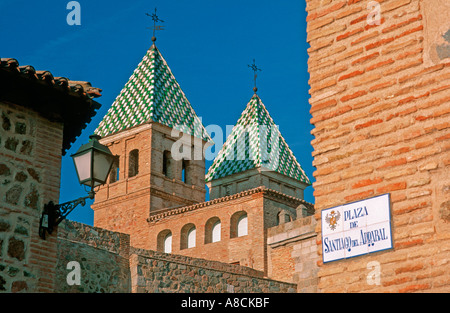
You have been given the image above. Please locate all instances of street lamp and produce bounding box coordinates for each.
[39,134,115,239]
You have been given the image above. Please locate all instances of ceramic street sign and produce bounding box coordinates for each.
[321,193,393,263]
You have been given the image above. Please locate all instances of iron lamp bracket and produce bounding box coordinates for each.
[38,191,94,239]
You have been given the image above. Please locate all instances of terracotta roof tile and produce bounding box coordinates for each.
[0,57,103,154]
[1,58,102,99]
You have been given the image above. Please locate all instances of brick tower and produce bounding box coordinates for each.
[91,41,212,247]
[143,90,313,275]
[206,93,311,200]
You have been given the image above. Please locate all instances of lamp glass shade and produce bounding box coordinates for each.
[92,150,114,186]
[71,135,115,189]
[73,150,92,184]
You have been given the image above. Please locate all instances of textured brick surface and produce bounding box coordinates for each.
[92,123,207,248]
[0,101,63,292]
[144,187,310,276]
[306,0,450,292]
[267,216,319,292]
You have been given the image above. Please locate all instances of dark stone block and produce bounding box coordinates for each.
[0,220,10,232]
[5,185,23,205]
[11,281,27,292]
[7,237,25,261]
[5,137,19,152]
[24,186,39,210]
[27,168,41,182]
[0,275,6,291]
[14,225,29,236]
[0,164,10,176]
[20,140,33,156]
[2,112,11,131]
[7,267,19,277]
[15,172,27,182]
[15,122,26,135]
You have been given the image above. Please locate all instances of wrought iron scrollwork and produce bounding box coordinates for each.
[39,194,92,239]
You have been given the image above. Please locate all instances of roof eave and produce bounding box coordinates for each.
[0,68,101,155]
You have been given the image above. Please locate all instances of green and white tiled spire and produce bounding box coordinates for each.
[205,94,311,185]
[95,44,211,142]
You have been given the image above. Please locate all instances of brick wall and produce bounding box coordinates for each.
[92,123,206,248]
[146,189,268,273]
[267,216,319,293]
[145,187,310,276]
[0,101,63,292]
[130,248,296,293]
[306,0,450,292]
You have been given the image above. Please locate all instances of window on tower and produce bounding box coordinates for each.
[128,149,139,178]
[182,159,190,184]
[163,150,172,178]
[109,156,120,183]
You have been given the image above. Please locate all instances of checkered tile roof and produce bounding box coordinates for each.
[95,45,211,142]
[205,94,311,184]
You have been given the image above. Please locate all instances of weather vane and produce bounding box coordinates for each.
[248,59,261,93]
[146,8,165,43]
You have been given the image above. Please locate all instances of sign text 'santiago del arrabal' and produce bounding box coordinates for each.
[321,194,393,263]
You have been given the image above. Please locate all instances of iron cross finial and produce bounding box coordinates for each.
[146,8,165,43]
[248,59,262,93]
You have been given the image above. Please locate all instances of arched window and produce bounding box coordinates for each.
[205,217,221,244]
[230,211,248,238]
[237,215,248,237]
[187,227,196,249]
[157,229,172,253]
[163,150,172,178]
[109,156,120,183]
[128,149,139,178]
[180,223,196,250]
[164,233,172,253]
[212,220,221,243]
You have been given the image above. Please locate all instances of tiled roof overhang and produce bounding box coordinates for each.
[0,58,102,155]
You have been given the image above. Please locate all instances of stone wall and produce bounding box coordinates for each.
[52,220,297,293]
[305,0,450,292]
[129,248,296,293]
[55,220,131,293]
[267,216,319,293]
[0,101,63,292]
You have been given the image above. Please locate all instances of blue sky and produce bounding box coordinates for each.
[2,0,313,225]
